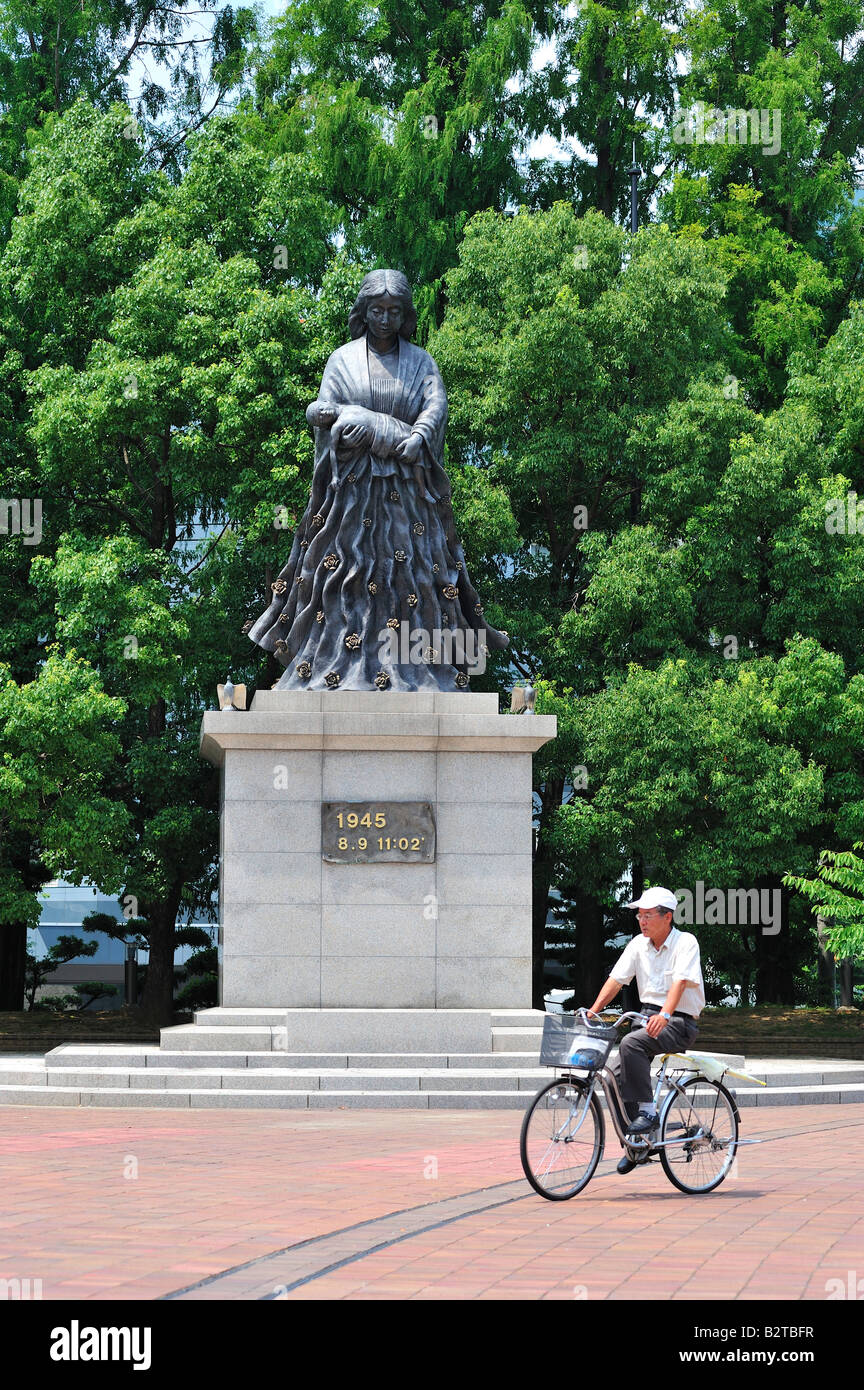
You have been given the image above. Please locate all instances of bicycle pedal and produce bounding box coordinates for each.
[624,1141,650,1156]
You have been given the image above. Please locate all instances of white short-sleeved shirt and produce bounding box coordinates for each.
[610,926,704,1018]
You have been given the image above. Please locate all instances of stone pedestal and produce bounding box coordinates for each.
[199,691,556,1011]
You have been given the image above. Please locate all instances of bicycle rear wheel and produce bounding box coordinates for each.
[520,1076,604,1200]
[659,1076,739,1194]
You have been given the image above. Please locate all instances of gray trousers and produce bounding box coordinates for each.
[609,1013,699,1120]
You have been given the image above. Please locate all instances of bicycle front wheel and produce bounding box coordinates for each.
[659,1076,739,1194]
[520,1076,604,1200]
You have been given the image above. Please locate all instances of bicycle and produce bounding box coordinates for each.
[520,1008,740,1200]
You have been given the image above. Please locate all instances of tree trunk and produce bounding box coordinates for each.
[754,878,795,1004]
[838,958,854,1009]
[0,922,27,1010]
[630,859,644,908]
[140,897,181,1025]
[571,889,607,1006]
[594,49,615,218]
[816,915,835,1007]
[0,835,47,1010]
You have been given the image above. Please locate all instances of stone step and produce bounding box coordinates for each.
[492,1027,542,1051]
[44,1045,550,1071]
[728,1083,864,1106]
[0,1068,49,1087]
[0,1084,528,1109]
[192,1009,547,1027]
[26,1057,864,1087]
[180,1010,514,1054]
[26,1048,864,1085]
[166,1024,505,1054]
[165,1025,275,1052]
[40,1067,547,1092]
[46,1045,159,1069]
[192,1009,302,1027]
[42,1068,257,1091]
[729,1067,864,1087]
[14,1036,864,1111]
[1,1082,863,1110]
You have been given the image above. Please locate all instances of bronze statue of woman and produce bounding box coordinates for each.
[247,268,508,690]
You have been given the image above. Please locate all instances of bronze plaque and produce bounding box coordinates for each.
[322,801,436,863]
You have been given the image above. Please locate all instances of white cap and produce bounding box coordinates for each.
[626,886,678,912]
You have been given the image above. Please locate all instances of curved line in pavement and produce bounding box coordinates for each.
[160,1113,864,1300]
[260,1183,536,1298]
[159,1176,530,1300]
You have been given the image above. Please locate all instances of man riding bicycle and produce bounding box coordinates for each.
[585,887,705,1174]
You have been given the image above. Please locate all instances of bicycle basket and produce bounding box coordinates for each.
[539,1013,618,1070]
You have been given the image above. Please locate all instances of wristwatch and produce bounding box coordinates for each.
[660,1011,672,1021]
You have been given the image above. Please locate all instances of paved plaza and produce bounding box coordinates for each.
[0,1100,862,1301]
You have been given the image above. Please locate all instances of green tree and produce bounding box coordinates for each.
[0,2,260,1007]
[0,652,128,1007]
[661,0,864,409]
[24,932,99,1010]
[5,100,345,1020]
[251,0,547,330]
[785,847,864,964]
[432,202,744,1002]
[433,196,864,1005]
[0,0,257,230]
[174,926,218,1011]
[521,0,681,217]
[672,0,864,245]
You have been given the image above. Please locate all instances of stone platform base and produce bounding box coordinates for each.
[200,691,557,1010]
[1,1008,549,1109]
[0,1009,860,1109]
[164,1006,536,1053]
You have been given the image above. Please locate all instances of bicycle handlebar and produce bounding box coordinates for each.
[575,1007,649,1030]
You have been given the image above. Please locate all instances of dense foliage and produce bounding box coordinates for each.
[1,0,862,1017]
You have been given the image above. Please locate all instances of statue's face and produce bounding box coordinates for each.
[365,293,404,338]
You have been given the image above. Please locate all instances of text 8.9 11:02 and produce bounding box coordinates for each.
[321,802,436,863]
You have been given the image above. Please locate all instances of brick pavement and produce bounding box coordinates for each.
[0,1103,861,1300]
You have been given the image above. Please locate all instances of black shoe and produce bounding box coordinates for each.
[617,1155,637,1174]
[627,1111,658,1136]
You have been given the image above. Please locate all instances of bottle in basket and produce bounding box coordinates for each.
[567,1035,604,1070]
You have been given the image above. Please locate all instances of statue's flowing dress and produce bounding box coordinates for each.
[247,333,505,690]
